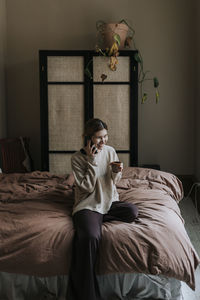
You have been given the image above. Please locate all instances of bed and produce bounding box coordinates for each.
[0,167,199,300]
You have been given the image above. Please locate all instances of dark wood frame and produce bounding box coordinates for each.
[39,50,138,171]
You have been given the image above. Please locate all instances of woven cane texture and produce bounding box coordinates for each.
[49,152,129,174]
[94,85,130,150]
[49,153,73,174]
[93,56,130,82]
[117,153,130,167]
[47,56,84,82]
[48,85,84,150]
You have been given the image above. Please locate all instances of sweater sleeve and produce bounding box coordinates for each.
[71,155,98,193]
[111,151,122,185]
[112,170,122,185]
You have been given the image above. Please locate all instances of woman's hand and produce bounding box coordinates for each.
[110,161,123,173]
[84,140,98,157]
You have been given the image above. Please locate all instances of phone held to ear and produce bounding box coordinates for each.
[84,136,98,154]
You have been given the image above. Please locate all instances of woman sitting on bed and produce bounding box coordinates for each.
[67,118,138,300]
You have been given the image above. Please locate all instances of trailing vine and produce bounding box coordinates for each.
[85,19,160,103]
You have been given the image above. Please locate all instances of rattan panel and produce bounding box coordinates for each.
[93,56,130,82]
[94,85,130,150]
[48,85,84,150]
[49,153,73,174]
[47,56,84,82]
[117,153,130,167]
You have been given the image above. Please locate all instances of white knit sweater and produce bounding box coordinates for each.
[71,145,122,215]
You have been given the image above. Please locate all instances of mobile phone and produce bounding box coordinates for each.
[84,136,98,154]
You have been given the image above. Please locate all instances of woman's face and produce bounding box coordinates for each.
[92,129,108,150]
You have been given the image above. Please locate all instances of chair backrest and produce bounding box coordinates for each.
[0,137,33,173]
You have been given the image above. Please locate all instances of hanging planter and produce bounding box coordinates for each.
[95,20,132,71]
[97,22,129,50]
[85,19,160,103]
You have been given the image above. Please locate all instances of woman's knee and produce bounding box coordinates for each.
[125,203,138,222]
[78,227,101,244]
[73,210,102,243]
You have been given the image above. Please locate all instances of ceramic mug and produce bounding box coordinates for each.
[110,161,123,173]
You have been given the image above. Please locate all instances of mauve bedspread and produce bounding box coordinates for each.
[0,168,199,290]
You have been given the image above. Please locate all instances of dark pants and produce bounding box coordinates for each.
[67,201,138,300]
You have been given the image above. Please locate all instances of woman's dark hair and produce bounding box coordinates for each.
[84,118,108,138]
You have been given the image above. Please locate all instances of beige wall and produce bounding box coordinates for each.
[5,0,196,174]
[0,0,7,138]
[195,0,200,180]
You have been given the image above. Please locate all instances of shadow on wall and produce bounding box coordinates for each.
[6,58,41,170]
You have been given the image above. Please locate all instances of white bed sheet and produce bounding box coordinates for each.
[0,272,183,300]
